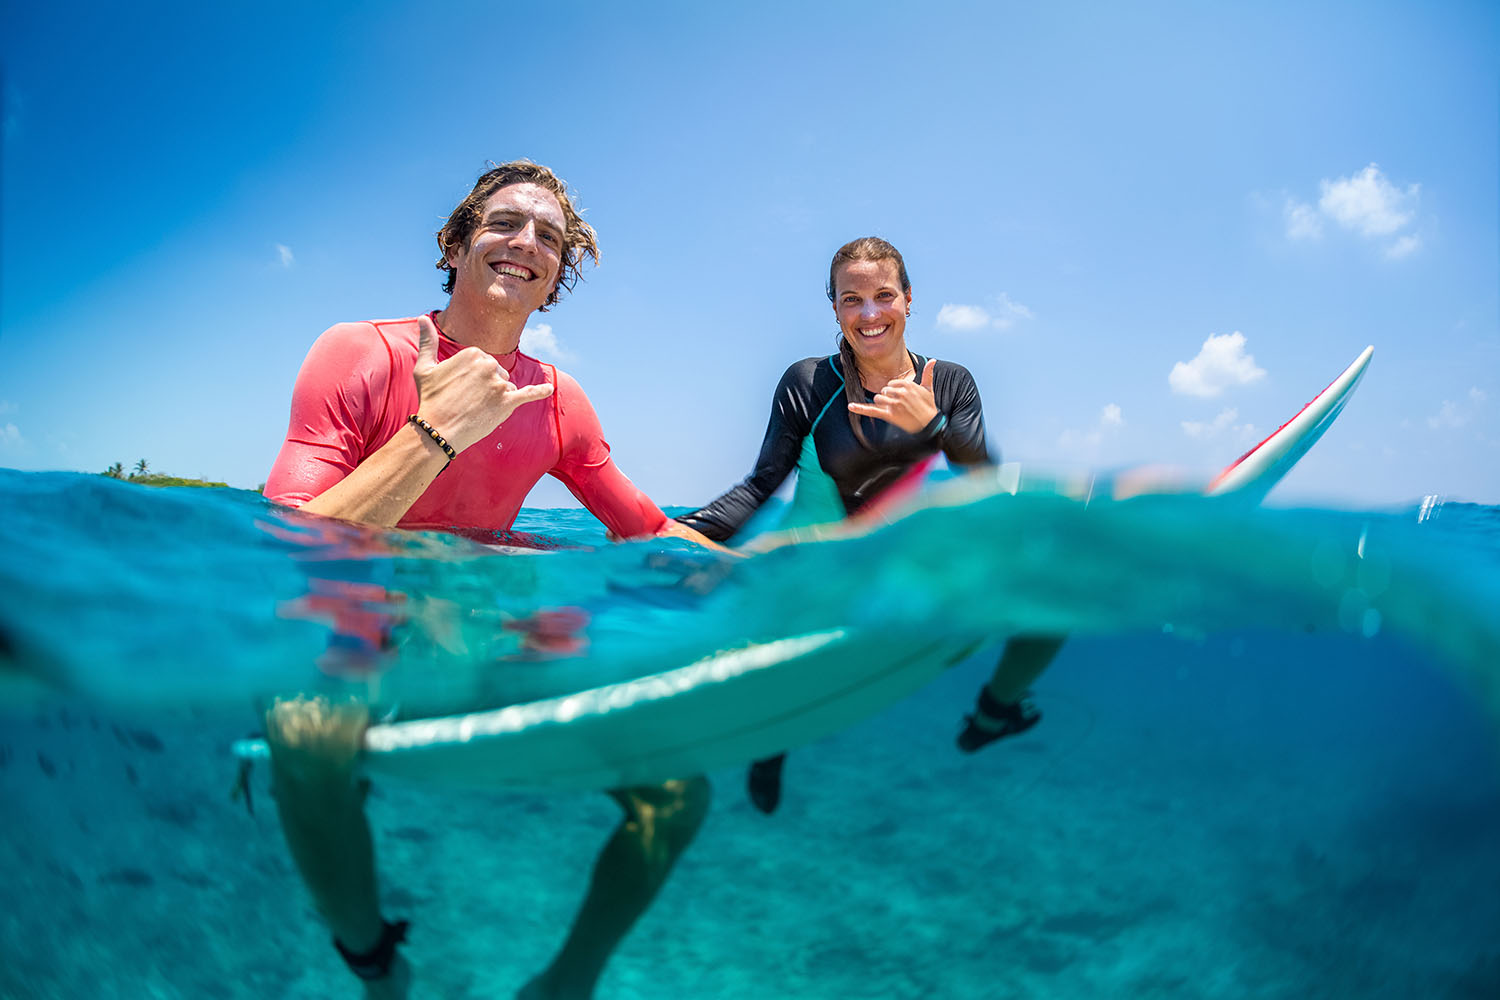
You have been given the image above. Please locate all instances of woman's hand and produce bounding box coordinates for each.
[846,358,940,434]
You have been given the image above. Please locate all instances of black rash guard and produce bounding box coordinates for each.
[679,353,991,543]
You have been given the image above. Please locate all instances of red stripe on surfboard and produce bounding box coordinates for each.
[1206,367,1345,492]
[849,453,942,525]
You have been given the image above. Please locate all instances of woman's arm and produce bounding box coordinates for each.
[675,362,816,543]
[938,362,992,466]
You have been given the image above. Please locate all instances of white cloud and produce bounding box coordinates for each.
[991,293,1034,330]
[1168,332,1267,398]
[1428,388,1487,430]
[1385,234,1421,260]
[1284,199,1323,240]
[1428,400,1467,430]
[935,294,1033,333]
[1319,164,1418,237]
[936,304,991,331]
[1058,403,1124,452]
[520,323,572,362]
[0,423,23,452]
[275,244,295,268]
[1280,164,1422,258]
[1176,407,1248,437]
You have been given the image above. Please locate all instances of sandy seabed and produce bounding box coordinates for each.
[3,632,1498,999]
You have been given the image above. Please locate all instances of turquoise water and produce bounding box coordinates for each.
[1,468,1498,997]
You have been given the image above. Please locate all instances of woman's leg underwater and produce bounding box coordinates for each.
[957,635,1065,753]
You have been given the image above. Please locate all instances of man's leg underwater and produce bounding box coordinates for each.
[265,696,411,998]
[520,776,711,1000]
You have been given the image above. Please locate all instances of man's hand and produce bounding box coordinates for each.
[656,519,739,555]
[846,358,940,434]
[412,315,555,453]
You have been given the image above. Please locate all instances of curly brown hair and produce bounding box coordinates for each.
[435,161,600,310]
[827,237,912,449]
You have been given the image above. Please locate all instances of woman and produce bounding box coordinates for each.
[677,237,1063,813]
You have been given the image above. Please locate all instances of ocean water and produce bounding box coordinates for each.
[1,468,1497,998]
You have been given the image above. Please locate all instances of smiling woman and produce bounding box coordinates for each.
[676,236,1065,813]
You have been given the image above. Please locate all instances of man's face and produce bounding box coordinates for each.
[448,182,566,315]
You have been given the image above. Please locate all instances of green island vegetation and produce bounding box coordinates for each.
[100,459,232,489]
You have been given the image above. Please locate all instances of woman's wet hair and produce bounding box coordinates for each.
[435,160,600,310]
[828,237,911,449]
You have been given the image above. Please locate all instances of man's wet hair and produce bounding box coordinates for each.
[436,160,600,310]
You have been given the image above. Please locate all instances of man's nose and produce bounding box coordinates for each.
[509,220,540,252]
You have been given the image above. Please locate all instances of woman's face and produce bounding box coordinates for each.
[832,258,912,367]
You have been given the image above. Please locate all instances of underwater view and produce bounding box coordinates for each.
[1,470,1497,998]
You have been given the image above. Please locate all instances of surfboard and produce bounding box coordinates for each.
[234,346,1375,790]
[1207,345,1373,499]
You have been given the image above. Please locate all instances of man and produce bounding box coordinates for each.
[263,161,713,999]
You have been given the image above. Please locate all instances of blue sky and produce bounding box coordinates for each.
[3,1,1496,507]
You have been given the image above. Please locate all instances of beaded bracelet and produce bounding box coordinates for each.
[408,414,457,462]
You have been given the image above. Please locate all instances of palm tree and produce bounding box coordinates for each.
[133,459,149,478]
[105,462,124,479]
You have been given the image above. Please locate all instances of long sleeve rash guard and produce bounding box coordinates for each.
[678,353,991,543]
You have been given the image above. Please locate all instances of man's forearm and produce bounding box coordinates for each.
[656,519,738,555]
[300,423,451,528]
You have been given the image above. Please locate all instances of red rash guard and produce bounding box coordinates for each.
[265,314,668,538]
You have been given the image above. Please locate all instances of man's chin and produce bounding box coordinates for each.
[477,284,541,311]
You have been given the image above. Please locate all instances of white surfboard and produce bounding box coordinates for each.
[1207,346,1373,500]
[235,347,1374,789]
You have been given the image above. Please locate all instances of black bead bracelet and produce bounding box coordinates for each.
[408,414,456,462]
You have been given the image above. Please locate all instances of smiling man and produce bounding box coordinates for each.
[263,161,712,999]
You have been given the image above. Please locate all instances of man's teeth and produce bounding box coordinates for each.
[496,264,533,279]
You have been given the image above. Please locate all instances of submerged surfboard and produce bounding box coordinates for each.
[235,346,1375,789]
